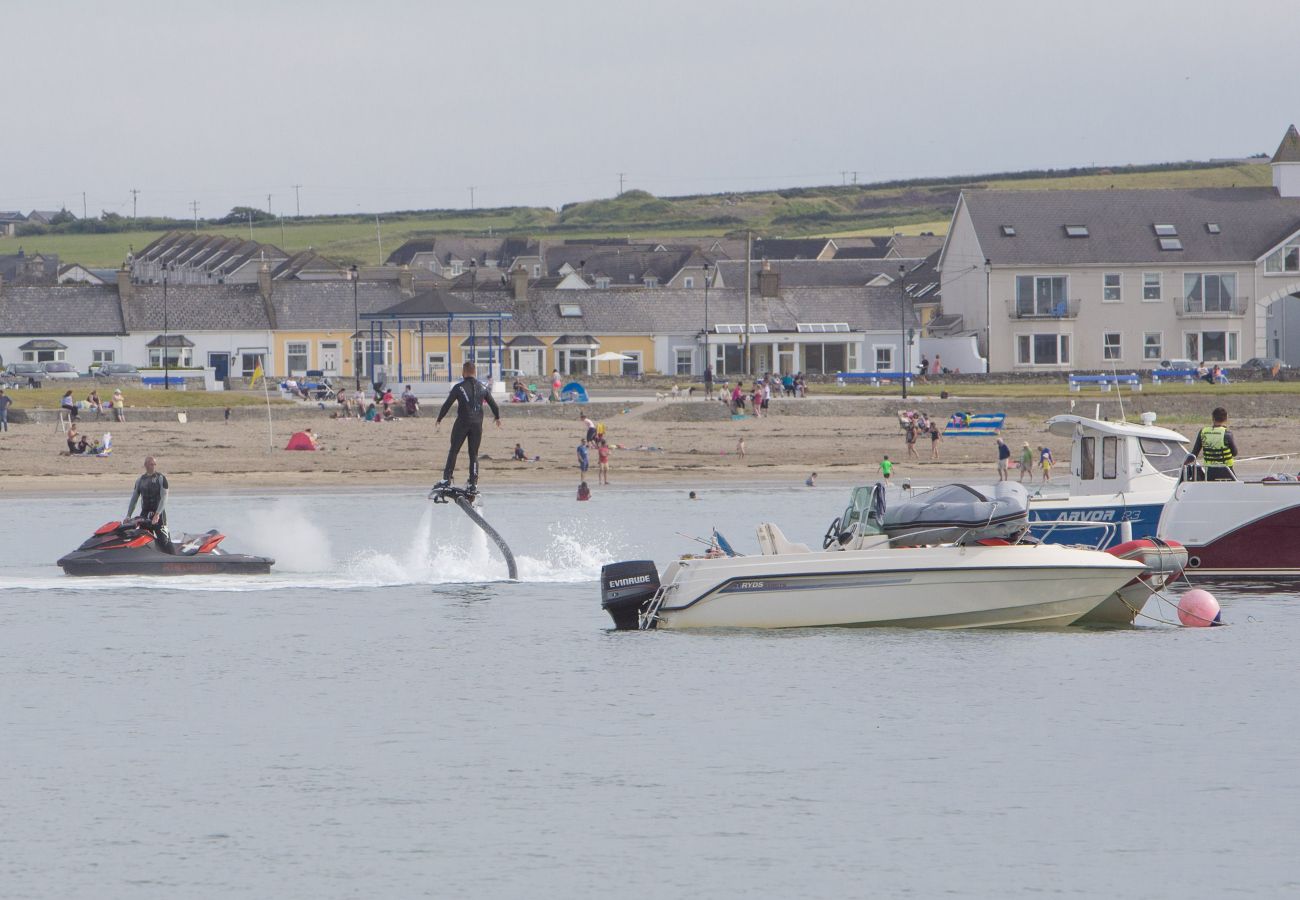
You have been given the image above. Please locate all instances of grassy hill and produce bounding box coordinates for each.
[9,160,1271,268]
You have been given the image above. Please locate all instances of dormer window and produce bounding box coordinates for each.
[1154,224,1178,236]
[1000,225,1016,237]
[643,276,658,287]
[595,277,611,288]
[1064,225,1089,238]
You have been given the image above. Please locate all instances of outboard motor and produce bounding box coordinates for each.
[600,560,661,630]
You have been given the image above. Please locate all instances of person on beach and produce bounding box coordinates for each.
[929,418,941,460]
[0,389,11,432]
[932,354,943,376]
[996,437,1010,481]
[577,481,591,501]
[704,366,714,398]
[61,389,78,423]
[433,361,501,496]
[597,438,611,485]
[112,388,126,423]
[581,414,597,445]
[126,456,171,549]
[879,455,893,482]
[736,437,746,459]
[1191,406,1238,481]
[513,443,527,461]
[576,440,589,476]
[905,419,919,460]
[402,385,420,417]
[65,424,89,455]
[1039,446,1054,482]
[1019,442,1034,483]
[806,472,817,487]
[550,369,562,402]
[751,382,763,418]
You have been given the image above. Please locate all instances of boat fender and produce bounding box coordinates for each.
[1178,589,1221,627]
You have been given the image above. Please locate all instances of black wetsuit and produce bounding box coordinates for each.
[437,377,500,486]
[127,471,170,546]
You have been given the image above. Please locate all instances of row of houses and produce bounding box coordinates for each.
[0,209,73,238]
[936,125,1300,370]
[0,265,928,382]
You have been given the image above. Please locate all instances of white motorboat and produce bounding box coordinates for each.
[600,483,1153,631]
[1029,413,1300,576]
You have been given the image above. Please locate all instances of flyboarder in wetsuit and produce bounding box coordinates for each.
[433,362,501,495]
[127,455,171,549]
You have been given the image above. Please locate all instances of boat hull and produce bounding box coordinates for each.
[654,545,1143,630]
[1161,482,1300,577]
[58,551,273,577]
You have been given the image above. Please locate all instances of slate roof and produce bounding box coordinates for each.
[962,188,1300,265]
[271,250,344,280]
[366,288,503,320]
[145,334,195,348]
[716,259,912,289]
[19,338,67,350]
[120,284,272,331]
[1273,125,1300,163]
[750,238,834,260]
[0,285,126,335]
[385,239,436,266]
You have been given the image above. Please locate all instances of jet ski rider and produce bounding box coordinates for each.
[433,361,501,495]
[127,455,172,549]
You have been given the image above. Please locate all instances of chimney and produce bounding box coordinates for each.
[398,264,415,297]
[758,259,780,298]
[116,267,133,303]
[510,265,529,301]
[257,262,272,300]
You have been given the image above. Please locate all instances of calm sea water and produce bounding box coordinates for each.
[2,484,1298,899]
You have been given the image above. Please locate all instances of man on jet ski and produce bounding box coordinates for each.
[126,455,172,550]
[432,361,501,496]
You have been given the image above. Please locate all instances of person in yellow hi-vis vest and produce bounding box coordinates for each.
[1190,406,1239,481]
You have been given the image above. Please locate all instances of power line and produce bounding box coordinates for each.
[130,188,140,219]
[618,172,626,195]
[189,200,200,231]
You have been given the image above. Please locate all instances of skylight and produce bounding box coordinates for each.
[1154,224,1178,236]
[715,324,769,334]
[1065,225,1089,238]
[1001,225,1016,236]
[1158,237,1183,251]
[1206,223,1221,234]
[558,303,583,317]
[796,323,850,333]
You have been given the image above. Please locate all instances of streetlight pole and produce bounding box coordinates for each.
[350,264,360,389]
[899,264,908,400]
[162,265,170,390]
[703,263,712,389]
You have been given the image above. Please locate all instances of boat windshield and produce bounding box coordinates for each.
[841,485,884,536]
[1139,437,1188,476]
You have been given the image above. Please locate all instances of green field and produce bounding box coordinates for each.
[9,161,1271,268]
[8,386,291,410]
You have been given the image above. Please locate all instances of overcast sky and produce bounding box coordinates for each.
[9,0,1300,219]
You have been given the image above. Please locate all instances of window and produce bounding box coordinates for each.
[533,264,541,277]
[1154,224,1178,236]
[1016,333,1070,365]
[1103,273,1122,302]
[1015,275,1068,316]
[285,341,309,375]
[1103,332,1122,360]
[620,352,642,376]
[1185,330,1240,363]
[352,338,393,377]
[595,277,611,288]
[1080,436,1096,480]
[1065,225,1089,238]
[1143,332,1162,360]
[1183,273,1237,313]
[558,303,583,317]
[796,323,850,333]
[803,343,852,374]
[1159,237,1183,251]
[92,349,115,364]
[675,348,694,375]
[1142,272,1162,301]
[1265,241,1300,273]
[716,324,769,334]
[1206,223,1221,234]
[874,346,894,371]
[1000,225,1016,236]
[683,276,695,289]
[643,276,658,287]
[1140,438,1188,476]
[149,347,193,367]
[1102,436,1118,479]
[464,348,498,372]
[557,347,592,375]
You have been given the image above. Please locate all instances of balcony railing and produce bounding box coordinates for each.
[1176,296,1248,316]
[1006,297,1081,319]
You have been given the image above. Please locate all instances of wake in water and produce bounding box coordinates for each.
[5,498,625,592]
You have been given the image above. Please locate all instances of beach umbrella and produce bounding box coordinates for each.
[593,351,633,375]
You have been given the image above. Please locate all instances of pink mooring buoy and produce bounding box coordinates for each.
[1178,589,1221,627]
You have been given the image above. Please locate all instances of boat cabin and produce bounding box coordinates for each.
[1045,414,1189,498]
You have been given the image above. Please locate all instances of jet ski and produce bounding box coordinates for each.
[57,518,274,577]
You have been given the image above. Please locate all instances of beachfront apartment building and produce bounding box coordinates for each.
[938,126,1300,372]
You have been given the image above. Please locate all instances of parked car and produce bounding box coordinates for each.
[1241,357,1287,370]
[41,361,81,380]
[93,363,141,379]
[3,362,45,385]
[1158,358,1196,369]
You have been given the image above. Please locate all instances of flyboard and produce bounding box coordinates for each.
[428,485,519,580]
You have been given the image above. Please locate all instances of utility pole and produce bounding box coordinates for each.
[189,200,200,231]
[130,188,140,219]
[292,184,302,217]
[841,171,848,185]
[618,172,626,195]
[744,230,753,376]
[82,192,87,219]
[248,211,254,240]
[266,194,272,216]
[469,186,476,210]
[375,215,383,266]
[900,264,909,400]
[852,171,858,185]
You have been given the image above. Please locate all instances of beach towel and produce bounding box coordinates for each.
[943,412,1007,437]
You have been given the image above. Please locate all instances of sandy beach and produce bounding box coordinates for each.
[2,390,1297,497]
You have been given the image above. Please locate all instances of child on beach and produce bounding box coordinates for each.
[879,455,893,482]
[805,472,817,487]
[597,439,611,485]
[577,441,589,475]
[577,481,591,501]
[1040,446,1054,482]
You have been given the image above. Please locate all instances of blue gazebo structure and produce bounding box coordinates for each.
[360,288,511,386]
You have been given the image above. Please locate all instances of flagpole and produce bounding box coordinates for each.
[259,361,273,452]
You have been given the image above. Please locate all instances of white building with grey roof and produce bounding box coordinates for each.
[938,125,1300,372]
